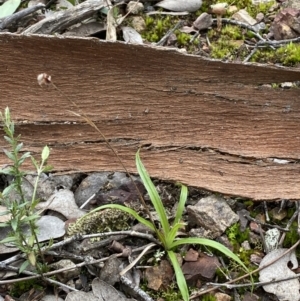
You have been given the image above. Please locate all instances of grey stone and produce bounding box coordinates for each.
[126,1,144,14]
[187,195,239,238]
[232,9,257,26]
[74,172,134,207]
[193,12,213,31]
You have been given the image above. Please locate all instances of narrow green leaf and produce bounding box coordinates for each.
[11,218,18,231]
[0,0,21,19]
[171,238,249,272]
[0,167,14,175]
[19,152,31,161]
[42,165,53,172]
[28,235,35,247]
[0,236,17,243]
[30,156,39,169]
[22,214,40,223]
[167,250,189,301]
[15,142,23,153]
[41,145,50,161]
[165,223,184,248]
[3,149,15,161]
[19,260,30,274]
[4,107,10,123]
[3,135,13,144]
[136,150,169,234]
[81,204,156,231]
[28,251,36,266]
[173,184,188,226]
[0,223,10,228]
[0,209,10,216]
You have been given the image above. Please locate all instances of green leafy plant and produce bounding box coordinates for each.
[77,150,250,301]
[0,107,52,273]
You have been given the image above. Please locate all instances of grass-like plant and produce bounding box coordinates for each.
[39,74,251,299]
[78,150,250,301]
[0,107,52,273]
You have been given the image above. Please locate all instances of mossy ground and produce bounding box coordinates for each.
[138,0,300,66]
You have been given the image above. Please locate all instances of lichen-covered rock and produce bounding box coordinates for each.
[67,208,134,236]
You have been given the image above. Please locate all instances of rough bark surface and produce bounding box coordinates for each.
[0,33,300,200]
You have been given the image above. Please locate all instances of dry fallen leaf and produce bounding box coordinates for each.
[259,248,300,301]
[155,0,202,12]
[36,189,85,219]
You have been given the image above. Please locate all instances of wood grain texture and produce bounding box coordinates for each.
[0,33,300,200]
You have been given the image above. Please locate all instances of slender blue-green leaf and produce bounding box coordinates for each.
[0,167,13,175]
[167,250,189,301]
[22,214,40,222]
[42,165,53,172]
[41,145,50,161]
[4,107,10,123]
[136,150,169,234]
[3,135,13,144]
[165,223,184,248]
[28,235,35,247]
[19,260,30,274]
[30,156,39,170]
[173,184,187,226]
[81,204,156,231]
[15,142,23,153]
[0,236,17,243]
[3,149,15,161]
[170,238,249,272]
[0,222,10,227]
[0,0,21,19]
[0,209,9,216]
[11,218,18,231]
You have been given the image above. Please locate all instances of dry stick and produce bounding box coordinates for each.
[119,242,156,276]
[156,20,184,46]
[190,239,300,299]
[278,201,299,247]
[244,213,289,232]
[263,201,270,222]
[243,47,258,63]
[3,265,78,292]
[209,271,300,289]
[0,243,155,285]
[120,275,154,301]
[0,3,45,30]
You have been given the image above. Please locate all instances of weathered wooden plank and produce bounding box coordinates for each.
[0,33,300,200]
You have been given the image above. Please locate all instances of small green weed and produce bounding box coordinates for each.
[0,107,52,273]
[251,43,300,66]
[79,150,251,301]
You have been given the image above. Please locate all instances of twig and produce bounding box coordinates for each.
[119,242,156,276]
[190,239,300,299]
[147,11,189,16]
[0,4,45,30]
[0,243,155,284]
[120,275,154,301]
[244,213,289,232]
[82,230,160,245]
[243,47,257,63]
[263,201,270,222]
[212,18,266,41]
[257,36,300,47]
[80,193,95,209]
[156,20,184,46]
[4,265,78,292]
[209,270,300,289]
[278,201,299,246]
